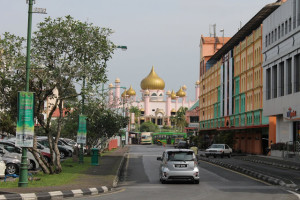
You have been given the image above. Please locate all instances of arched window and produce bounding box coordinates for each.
[151,93,157,96]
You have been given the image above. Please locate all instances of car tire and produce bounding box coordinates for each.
[194,180,200,184]
[213,155,216,158]
[60,151,66,159]
[28,160,35,170]
[221,153,224,158]
[228,153,231,158]
[5,163,18,175]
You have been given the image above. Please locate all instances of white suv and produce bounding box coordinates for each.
[205,144,232,158]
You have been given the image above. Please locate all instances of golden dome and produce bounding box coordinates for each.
[140,108,144,111]
[182,85,187,90]
[109,83,113,88]
[140,66,165,90]
[144,89,150,95]
[166,90,171,95]
[121,90,127,98]
[196,80,200,85]
[127,85,136,96]
[115,78,120,83]
[171,90,177,100]
[171,108,176,112]
[176,87,186,97]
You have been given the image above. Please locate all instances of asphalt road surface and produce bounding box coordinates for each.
[78,145,299,200]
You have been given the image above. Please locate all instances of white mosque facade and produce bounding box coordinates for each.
[108,66,200,126]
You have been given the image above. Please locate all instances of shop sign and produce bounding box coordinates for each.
[16,92,35,147]
[284,106,300,121]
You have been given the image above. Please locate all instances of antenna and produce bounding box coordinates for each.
[209,24,216,37]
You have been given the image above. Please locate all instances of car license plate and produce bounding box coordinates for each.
[175,164,187,168]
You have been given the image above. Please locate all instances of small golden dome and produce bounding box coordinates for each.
[127,85,136,96]
[196,80,200,85]
[140,66,165,90]
[182,85,187,90]
[171,108,176,112]
[121,90,127,98]
[171,90,177,100]
[144,89,150,95]
[115,78,120,83]
[140,108,144,111]
[109,83,113,88]
[176,87,186,97]
[166,90,171,95]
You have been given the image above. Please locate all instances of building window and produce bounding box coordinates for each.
[279,62,285,96]
[278,26,281,39]
[294,0,297,29]
[298,0,300,26]
[190,116,199,123]
[285,20,288,34]
[287,58,292,94]
[275,28,277,41]
[203,98,205,103]
[272,65,277,98]
[265,35,268,47]
[266,68,271,100]
[289,18,292,32]
[282,23,284,36]
[295,54,300,92]
[268,33,271,46]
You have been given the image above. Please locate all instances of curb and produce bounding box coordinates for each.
[235,157,300,171]
[112,148,128,188]
[198,156,299,192]
[0,186,109,200]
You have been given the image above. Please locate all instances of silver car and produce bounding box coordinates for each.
[157,149,200,184]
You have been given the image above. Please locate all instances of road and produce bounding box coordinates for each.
[79,145,299,200]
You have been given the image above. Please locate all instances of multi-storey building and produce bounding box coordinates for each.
[262,0,300,148]
[198,2,282,154]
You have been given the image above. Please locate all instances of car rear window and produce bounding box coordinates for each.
[168,151,194,161]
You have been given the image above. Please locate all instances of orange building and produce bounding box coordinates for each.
[198,2,281,154]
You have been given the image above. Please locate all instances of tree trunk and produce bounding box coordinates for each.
[29,137,50,174]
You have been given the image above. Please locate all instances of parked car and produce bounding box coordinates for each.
[37,138,72,159]
[0,146,29,175]
[157,149,200,184]
[205,144,232,158]
[0,140,39,170]
[176,141,189,149]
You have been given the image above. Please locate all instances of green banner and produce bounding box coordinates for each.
[16,91,34,147]
[77,115,87,144]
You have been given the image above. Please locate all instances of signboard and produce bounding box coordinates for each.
[16,91,34,147]
[121,134,126,141]
[77,115,87,144]
[283,106,300,121]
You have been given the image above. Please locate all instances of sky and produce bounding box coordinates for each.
[0,0,275,102]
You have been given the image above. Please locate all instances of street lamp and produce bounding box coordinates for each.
[18,0,46,188]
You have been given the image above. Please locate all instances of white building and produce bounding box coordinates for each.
[109,66,199,127]
[262,0,300,145]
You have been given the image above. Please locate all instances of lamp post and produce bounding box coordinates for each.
[19,0,46,187]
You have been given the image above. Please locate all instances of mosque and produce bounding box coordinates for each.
[108,66,199,126]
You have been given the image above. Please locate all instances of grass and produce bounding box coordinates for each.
[1,156,92,188]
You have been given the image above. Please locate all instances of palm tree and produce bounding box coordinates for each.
[171,107,188,132]
[129,106,141,124]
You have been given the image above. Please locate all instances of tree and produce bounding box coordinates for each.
[171,107,188,132]
[140,121,158,132]
[0,16,116,174]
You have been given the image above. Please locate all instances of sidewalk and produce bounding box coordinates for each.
[0,146,129,199]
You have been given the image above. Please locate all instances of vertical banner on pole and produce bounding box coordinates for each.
[16,91,34,147]
[77,115,87,144]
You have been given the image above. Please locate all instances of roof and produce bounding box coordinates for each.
[188,100,199,111]
[201,37,231,44]
[207,1,282,66]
